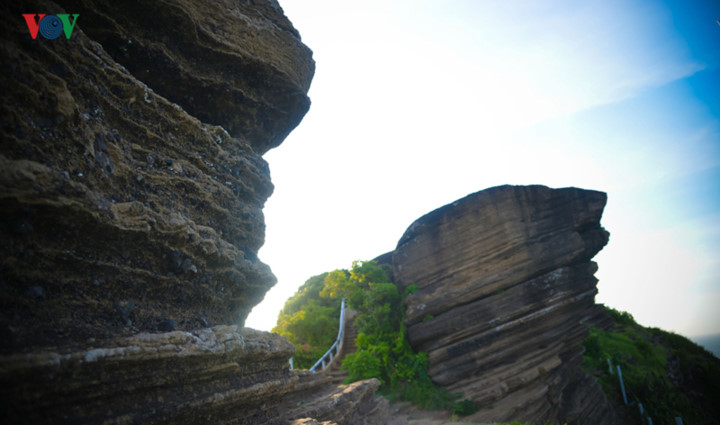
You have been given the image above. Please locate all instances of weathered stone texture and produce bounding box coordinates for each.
[0,1,387,424]
[284,374,389,425]
[0,0,312,355]
[1,327,297,424]
[61,0,315,154]
[393,185,620,425]
[0,325,387,424]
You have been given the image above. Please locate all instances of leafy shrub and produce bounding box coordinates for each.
[277,261,458,411]
[403,284,418,296]
[342,350,383,383]
[451,399,477,416]
[605,307,636,325]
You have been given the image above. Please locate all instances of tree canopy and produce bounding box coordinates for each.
[273,260,469,411]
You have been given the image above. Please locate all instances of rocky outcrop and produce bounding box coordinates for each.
[0,0,310,354]
[283,373,389,425]
[0,326,388,424]
[0,1,386,423]
[59,0,314,154]
[1,327,298,424]
[393,185,620,425]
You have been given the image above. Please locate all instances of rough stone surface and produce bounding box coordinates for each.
[0,0,311,355]
[61,0,315,154]
[1,327,295,424]
[283,375,389,425]
[0,1,387,425]
[290,420,338,425]
[0,325,388,424]
[393,185,620,425]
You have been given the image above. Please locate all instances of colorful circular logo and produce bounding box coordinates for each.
[38,15,62,40]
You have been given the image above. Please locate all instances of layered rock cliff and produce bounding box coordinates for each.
[0,1,387,423]
[0,0,312,355]
[392,185,620,425]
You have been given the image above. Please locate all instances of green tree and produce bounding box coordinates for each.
[275,260,454,410]
[273,273,341,369]
[338,262,453,409]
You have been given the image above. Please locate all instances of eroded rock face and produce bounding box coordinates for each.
[0,1,385,424]
[2,327,298,424]
[393,185,619,425]
[1,325,387,424]
[0,0,311,354]
[61,0,314,154]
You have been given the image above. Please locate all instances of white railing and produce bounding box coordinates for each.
[309,298,347,373]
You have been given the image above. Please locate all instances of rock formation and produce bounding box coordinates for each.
[392,185,620,425]
[0,1,387,423]
[59,0,314,154]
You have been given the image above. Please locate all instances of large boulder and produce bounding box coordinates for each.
[393,185,620,425]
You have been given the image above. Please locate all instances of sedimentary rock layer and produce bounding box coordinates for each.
[0,326,387,424]
[393,185,619,425]
[0,0,312,354]
[1,327,297,424]
[61,0,315,153]
[0,1,387,424]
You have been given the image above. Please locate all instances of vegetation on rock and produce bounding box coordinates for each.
[275,263,720,423]
[582,307,720,425]
[390,185,618,425]
[274,260,472,412]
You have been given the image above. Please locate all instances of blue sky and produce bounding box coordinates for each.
[246,0,720,338]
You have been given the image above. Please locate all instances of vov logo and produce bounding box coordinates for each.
[22,14,79,40]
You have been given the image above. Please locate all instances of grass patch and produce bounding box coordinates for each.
[581,306,720,425]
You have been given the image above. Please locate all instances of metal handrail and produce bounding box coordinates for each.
[309,298,346,373]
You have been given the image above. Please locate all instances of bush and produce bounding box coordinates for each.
[277,260,456,411]
[451,399,477,416]
[342,350,383,383]
[605,307,636,325]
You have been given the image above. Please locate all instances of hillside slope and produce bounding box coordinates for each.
[582,308,720,425]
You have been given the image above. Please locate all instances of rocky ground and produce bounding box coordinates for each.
[388,402,460,425]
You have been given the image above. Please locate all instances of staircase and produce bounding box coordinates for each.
[326,309,358,383]
[275,307,389,423]
[292,299,360,384]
